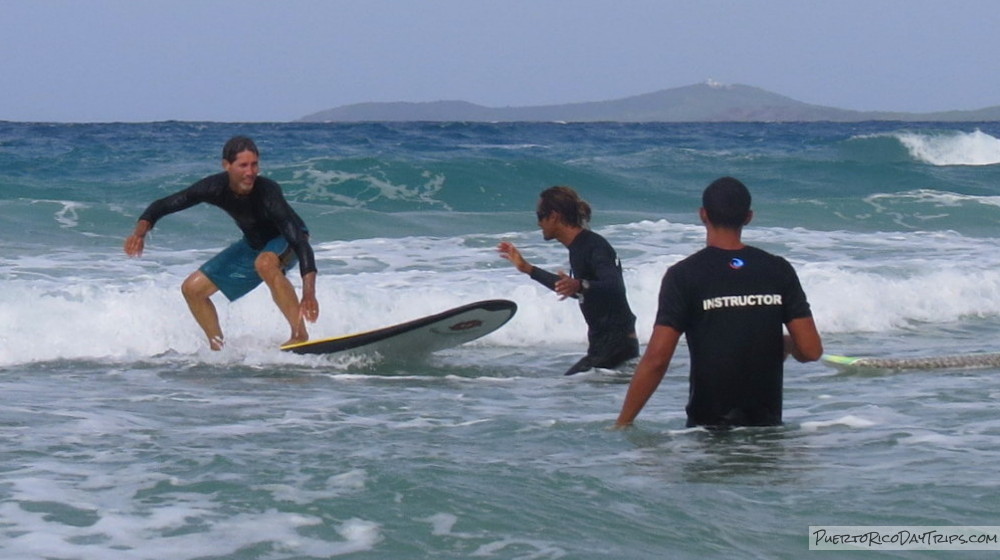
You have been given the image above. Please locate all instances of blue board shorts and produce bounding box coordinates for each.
[200,236,297,301]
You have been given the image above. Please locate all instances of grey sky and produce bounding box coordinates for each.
[3,0,998,122]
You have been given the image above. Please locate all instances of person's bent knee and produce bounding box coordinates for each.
[182,271,217,300]
[254,252,281,279]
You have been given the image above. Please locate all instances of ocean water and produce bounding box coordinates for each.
[3,120,1000,558]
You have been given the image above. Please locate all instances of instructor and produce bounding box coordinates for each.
[124,136,319,350]
[616,177,822,429]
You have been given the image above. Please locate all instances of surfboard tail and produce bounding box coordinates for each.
[820,354,862,367]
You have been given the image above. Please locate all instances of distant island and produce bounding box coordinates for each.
[299,81,1000,123]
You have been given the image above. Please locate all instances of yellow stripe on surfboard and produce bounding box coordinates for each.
[280,327,383,351]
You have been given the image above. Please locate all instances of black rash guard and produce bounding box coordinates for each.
[138,172,317,277]
[529,229,638,367]
[656,245,812,427]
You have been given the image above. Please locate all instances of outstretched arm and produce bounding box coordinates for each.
[497,241,533,274]
[615,325,682,428]
[498,241,571,295]
[127,178,216,258]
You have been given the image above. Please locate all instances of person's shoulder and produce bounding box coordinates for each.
[743,245,774,255]
[678,246,715,264]
[578,228,615,250]
[188,172,228,193]
[744,245,791,264]
[252,176,287,199]
[741,246,800,278]
[665,247,710,276]
[255,175,282,189]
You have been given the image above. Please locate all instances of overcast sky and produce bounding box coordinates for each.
[4,0,1000,122]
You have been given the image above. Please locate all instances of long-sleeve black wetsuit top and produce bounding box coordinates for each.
[528,229,637,361]
[138,172,317,277]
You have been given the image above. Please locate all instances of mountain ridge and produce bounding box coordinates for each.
[299,82,1000,123]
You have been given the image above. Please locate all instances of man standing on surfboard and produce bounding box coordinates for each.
[616,177,822,428]
[498,186,639,375]
[124,136,319,350]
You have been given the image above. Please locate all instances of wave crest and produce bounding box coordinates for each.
[895,129,1000,166]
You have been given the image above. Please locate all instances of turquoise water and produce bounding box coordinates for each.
[2,121,1000,558]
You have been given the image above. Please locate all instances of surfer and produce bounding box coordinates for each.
[615,177,822,429]
[124,136,319,350]
[498,186,639,375]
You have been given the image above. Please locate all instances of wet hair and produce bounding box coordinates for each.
[537,186,592,228]
[702,176,752,229]
[222,136,259,163]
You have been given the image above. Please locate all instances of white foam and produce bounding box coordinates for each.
[290,163,450,209]
[0,479,381,559]
[800,414,878,431]
[423,512,460,536]
[2,220,999,365]
[894,129,1000,166]
[867,188,1000,210]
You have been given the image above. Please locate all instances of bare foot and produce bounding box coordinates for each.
[209,335,225,351]
[283,328,309,347]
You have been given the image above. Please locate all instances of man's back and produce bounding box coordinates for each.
[657,245,811,427]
